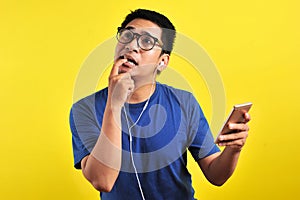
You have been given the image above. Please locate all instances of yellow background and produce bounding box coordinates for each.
[1,0,299,199]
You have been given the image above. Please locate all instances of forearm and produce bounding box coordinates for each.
[204,113,250,186]
[82,102,122,192]
[204,147,241,186]
[80,60,134,192]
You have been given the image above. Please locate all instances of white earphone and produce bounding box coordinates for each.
[157,61,164,71]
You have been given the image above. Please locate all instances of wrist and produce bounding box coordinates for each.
[106,96,124,112]
[224,146,242,154]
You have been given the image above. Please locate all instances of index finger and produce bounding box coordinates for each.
[110,58,127,77]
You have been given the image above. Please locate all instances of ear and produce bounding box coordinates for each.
[157,54,170,72]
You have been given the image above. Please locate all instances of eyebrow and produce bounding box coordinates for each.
[125,26,152,36]
[123,26,163,46]
[125,26,135,30]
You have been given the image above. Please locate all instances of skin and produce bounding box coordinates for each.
[80,18,251,192]
[197,113,250,186]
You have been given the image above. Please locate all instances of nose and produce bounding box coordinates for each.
[124,37,139,53]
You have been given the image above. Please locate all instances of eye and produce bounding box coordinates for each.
[140,35,155,46]
[120,30,133,42]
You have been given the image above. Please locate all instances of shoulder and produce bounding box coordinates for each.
[71,88,108,114]
[157,82,197,105]
[156,83,205,119]
[73,88,108,106]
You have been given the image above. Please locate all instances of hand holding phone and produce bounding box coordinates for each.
[215,102,252,144]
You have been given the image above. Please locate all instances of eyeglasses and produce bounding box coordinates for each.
[116,28,163,51]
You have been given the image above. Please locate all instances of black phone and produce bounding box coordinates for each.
[215,102,252,144]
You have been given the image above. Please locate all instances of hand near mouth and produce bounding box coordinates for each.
[118,55,138,74]
[108,58,135,108]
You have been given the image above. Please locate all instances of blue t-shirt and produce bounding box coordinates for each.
[70,82,220,200]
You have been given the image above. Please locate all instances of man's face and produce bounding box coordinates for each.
[114,18,164,80]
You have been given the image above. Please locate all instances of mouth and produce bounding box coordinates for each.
[119,55,138,66]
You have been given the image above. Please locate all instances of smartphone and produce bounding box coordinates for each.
[214,102,252,144]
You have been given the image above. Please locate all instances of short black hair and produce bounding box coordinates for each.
[118,9,176,55]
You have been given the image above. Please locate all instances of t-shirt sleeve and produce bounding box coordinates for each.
[69,94,102,169]
[187,94,220,161]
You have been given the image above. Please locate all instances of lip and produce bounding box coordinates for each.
[120,54,138,66]
[118,60,135,74]
[118,65,132,74]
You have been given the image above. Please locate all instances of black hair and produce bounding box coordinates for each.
[118,9,176,55]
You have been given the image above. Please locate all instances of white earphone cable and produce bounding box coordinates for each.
[122,66,158,200]
[123,87,152,200]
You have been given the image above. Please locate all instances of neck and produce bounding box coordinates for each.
[127,82,156,104]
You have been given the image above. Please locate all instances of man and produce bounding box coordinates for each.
[70,9,251,200]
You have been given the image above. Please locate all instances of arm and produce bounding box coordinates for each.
[198,113,251,186]
[81,58,134,192]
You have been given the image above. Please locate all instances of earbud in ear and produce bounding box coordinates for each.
[156,61,165,72]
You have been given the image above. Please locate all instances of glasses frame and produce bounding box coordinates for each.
[116,28,163,51]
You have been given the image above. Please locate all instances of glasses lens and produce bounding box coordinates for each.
[118,29,133,44]
[117,29,158,51]
[139,35,155,50]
